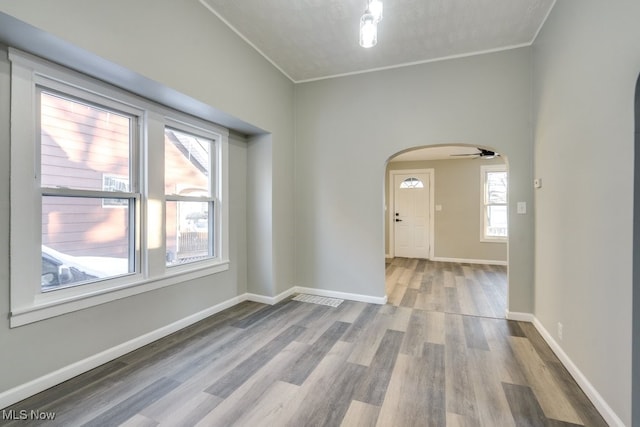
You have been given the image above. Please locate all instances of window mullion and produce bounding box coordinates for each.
[145,111,167,278]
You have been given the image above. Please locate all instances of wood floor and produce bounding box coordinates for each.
[386,258,507,319]
[3,259,606,426]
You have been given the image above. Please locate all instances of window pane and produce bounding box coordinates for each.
[486,205,508,237]
[40,92,131,191]
[166,201,212,266]
[399,177,424,189]
[165,128,211,196]
[486,171,507,203]
[42,196,132,291]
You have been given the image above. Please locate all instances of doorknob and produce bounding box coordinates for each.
[395,219,402,222]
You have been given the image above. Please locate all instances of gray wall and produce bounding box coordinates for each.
[387,158,507,262]
[295,48,533,310]
[533,1,640,424]
[0,0,294,396]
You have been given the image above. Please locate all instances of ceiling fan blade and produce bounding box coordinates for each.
[449,153,478,157]
[478,149,499,157]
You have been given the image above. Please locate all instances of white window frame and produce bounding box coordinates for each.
[38,84,142,288]
[163,119,223,270]
[9,49,229,327]
[480,164,508,242]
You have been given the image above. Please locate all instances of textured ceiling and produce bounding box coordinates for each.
[200,0,555,82]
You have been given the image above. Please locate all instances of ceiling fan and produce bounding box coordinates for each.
[450,148,499,159]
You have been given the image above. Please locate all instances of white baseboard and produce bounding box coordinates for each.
[248,286,388,306]
[504,311,624,426]
[531,318,625,427]
[505,310,535,322]
[385,254,393,259]
[431,256,507,266]
[246,287,296,305]
[294,286,387,305]
[0,294,246,410]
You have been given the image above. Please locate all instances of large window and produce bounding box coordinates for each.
[9,49,229,326]
[481,165,508,241]
[39,90,138,291]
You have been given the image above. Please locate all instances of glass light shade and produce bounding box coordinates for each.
[368,0,383,22]
[359,13,377,48]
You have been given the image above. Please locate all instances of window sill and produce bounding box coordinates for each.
[10,260,230,328]
[480,237,508,243]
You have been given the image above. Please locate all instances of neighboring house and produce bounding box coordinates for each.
[41,93,209,262]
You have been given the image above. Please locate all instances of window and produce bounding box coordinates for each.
[164,126,217,266]
[399,177,424,189]
[9,49,229,326]
[39,88,139,291]
[481,165,508,241]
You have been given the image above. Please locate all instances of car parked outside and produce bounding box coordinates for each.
[41,245,129,291]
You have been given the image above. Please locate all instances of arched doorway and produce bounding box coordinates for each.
[384,144,509,319]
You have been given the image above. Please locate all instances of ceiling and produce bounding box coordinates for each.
[200,0,555,82]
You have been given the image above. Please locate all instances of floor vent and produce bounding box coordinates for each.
[292,294,344,308]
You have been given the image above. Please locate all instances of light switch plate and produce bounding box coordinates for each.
[517,202,527,214]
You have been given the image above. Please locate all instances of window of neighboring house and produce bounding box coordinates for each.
[481,165,508,241]
[9,49,229,327]
[164,126,217,267]
[102,174,130,208]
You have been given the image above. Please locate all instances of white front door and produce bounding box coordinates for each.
[394,173,430,258]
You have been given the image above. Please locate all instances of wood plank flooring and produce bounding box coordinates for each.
[386,258,508,319]
[2,259,606,426]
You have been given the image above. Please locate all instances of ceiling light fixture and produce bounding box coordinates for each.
[359,0,383,48]
[368,0,383,22]
[359,12,377,48]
